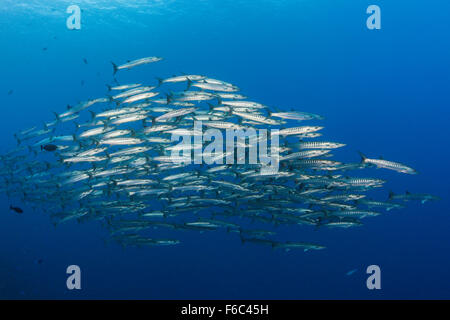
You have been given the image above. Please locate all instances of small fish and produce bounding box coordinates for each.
[346,269,358,276]
[388,191,440,204]
[275,126,323,136]
[232,111,279,125]
[297,142,346,150]
[155,107,197,122]
[272,241,326,252]
[192,81,239,92]
[10,205,23,214]
[221,101,266,109]
[107,83,141,91]
[100,137,144,146]
[159,75,205,84]
[122,91,159,104]
[112,56,163,74]
[41,144,58,152]
[270,111,324,121]
[359,152,417,175]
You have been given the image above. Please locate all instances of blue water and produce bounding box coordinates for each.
[0,0,449,299]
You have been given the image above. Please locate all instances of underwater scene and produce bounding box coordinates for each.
[0,0,449,299]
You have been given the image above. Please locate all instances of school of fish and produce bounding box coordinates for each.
[0,56,439,251]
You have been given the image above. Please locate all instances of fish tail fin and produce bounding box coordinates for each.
[14,134,20,145]
[111,62,118,75]
[166,92,173,104]
[155,77,163,87]
[388,191,395,200]
[92,138,99,146]
[232,169,242,179]
[52,111,60,122]
[358,151,367,163]
[314,219,322,231]
[40,145,43,151]
[186,79,193,91]
[106,84,112,91]
[206,102,215,112]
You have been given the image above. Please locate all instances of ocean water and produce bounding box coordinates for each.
[0,0,449,299]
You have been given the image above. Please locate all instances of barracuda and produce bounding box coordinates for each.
[0,55,435,251]
[100,137,144,146]
[359,152,418,175]
[155,107,197,122]
[112,56,163,74]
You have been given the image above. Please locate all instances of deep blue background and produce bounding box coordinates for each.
[0,0,449,299]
